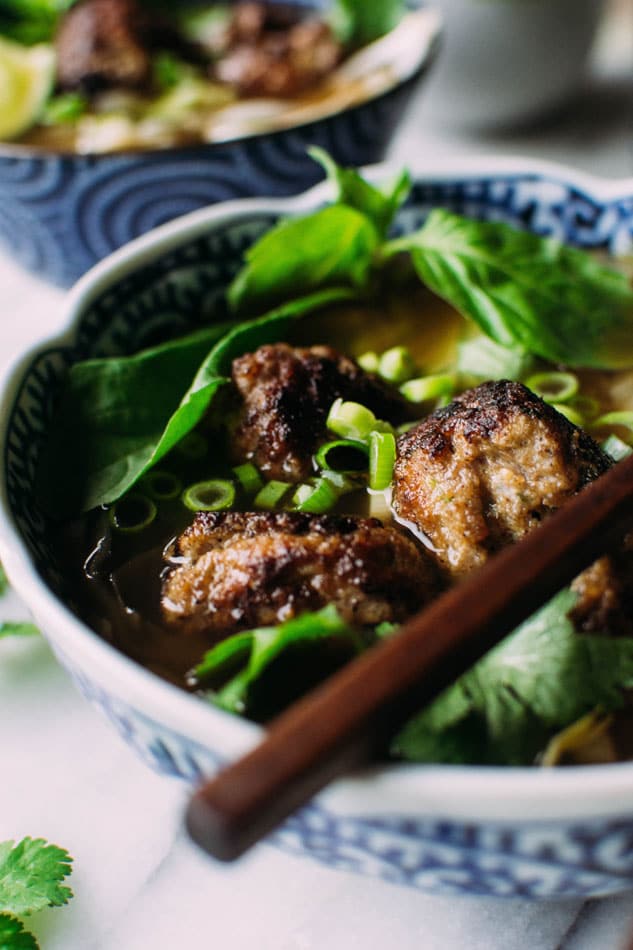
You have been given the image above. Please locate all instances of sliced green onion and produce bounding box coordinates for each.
[292,477,338,514]
[314,439,369,473]
[326,398,377,440]
[320,469,359,494]
[175,431,208,460]
[233,462,264,496]
[182,479,235,512]
[109,493,157,533]
[369,431,396,490]
[592,411,633,434]
[525,371,579,403]
[378,346,416,384]
[254,480,292,510]
[551,403,585,427]
[400,374,454,404]
[141,469,182,501]
[357,351,379,373]
[570,394,600,420]
[601,434,633,461]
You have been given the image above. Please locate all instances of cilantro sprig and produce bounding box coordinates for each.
[0,838,74,950]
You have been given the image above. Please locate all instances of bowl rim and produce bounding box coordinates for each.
[0,6,440,161]
[3,153,633,824]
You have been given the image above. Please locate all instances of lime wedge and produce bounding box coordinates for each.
[0,38,55,140]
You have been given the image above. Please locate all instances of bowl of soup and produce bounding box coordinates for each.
[0,0,440,287]
[2,155,633,898]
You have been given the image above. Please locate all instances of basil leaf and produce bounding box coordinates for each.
[309,146,411,239]
[37,324,233,516]
[385,209,633,369]
[227,205,378,316]
[329,0,404,46]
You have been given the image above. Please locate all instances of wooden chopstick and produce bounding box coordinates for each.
[186,451,633,862]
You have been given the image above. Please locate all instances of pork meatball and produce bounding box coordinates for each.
[392,380,612,578]
[161,510,438,637]
[230,343,412,481]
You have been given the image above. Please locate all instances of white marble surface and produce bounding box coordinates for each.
[1,2,632,947]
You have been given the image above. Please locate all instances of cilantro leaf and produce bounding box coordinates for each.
[0,623,39,639]
[384,209,633,369]
[393,590,633,765]
[0,838,73,917]
[0,914,38,950]
[193,605,362,718]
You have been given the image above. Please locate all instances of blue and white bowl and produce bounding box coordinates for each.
[0,3,439,288]
[2,157,633,898]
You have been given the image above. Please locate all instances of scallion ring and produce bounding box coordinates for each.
[254,480,292,510]
[378,346,416,384]
[357,351,379,373]
[551,403,585,427]
[592,411,633,434]
[109,493,157,533]
[326,398,377,441]
[141,469,182,501]
[399,374,454,404]
[314,439,369,473]
[233,462,264,496]
[369,430,396,491]
[601,434,633,461]
[320,469,360,494]
[525,371,579,403]
[293,477,338,514]
[182,479,235,512]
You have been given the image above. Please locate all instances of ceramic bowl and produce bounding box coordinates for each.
[2,157,633,899]
[0,3,439,288]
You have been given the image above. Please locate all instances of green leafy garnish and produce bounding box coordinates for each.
[0,0,74,45]
[0,914,38,950]
[0,622,39,638]
[384,210,633,369]
[392,590,633,765]
[41,91,87,125]
[329,0,404,47]
[193,605,362,716]
[0,838,73,917]
[0,563,8,597]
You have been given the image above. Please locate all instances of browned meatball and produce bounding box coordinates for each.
[213,2,342,97]
[570,536,633,638]
[392,380,612,578]
[161,510,438,637]
[230,343,412,481]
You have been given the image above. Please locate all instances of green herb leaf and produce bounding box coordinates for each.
[384,209,633,369]
[309,146,411,239]
[194,605,361,716]
[227,206,377,315]
[0,622,39,638]
[328,0,404,46]
[0,914,38,950]
[393,589,633,765]
[456,334,533,382]
[0,564,8,597]
[0,838,73,917]
[36,324,233,516]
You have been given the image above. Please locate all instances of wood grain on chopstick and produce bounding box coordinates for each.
[186,452,633,862]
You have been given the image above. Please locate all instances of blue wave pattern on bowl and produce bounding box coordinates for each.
[0,74,419,287]
[5,173,633,897]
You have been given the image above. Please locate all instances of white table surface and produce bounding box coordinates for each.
[1,3,632,947]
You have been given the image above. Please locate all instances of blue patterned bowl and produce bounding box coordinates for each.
[2,157,633,898]
[0,4,439,288]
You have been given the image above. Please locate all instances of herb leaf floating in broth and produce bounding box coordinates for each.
[392,589,633,766]
[38,288,355,515]
[383,209,633,369]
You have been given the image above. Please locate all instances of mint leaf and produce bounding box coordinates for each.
[0,914,38,950]
[384,209,633,369]
[309,147,411,239]
[0,623,39,639]
[0,838,73,917]
[393,590,633,765]
[228,206,377,315]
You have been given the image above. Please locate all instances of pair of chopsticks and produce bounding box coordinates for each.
[186,451,633,862]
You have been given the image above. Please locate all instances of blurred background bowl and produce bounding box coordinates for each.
[420,0,604,128]
[0,3,440,288]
